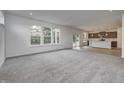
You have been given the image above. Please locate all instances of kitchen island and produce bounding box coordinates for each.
[89,40,111,49]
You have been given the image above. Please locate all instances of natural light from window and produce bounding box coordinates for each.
[31,25,60,46]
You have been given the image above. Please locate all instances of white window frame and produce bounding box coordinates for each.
[30,26,42,46]
[30,26,61,47]
[52,28,61,44]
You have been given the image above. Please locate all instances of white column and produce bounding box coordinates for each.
[122,14,124,58]
[0,11,5,66]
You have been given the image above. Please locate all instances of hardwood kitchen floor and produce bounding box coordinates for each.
[74,46,121,57]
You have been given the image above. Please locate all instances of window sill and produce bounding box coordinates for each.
[30,43,61,48]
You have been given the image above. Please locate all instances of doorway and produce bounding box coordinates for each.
[73,34,80,48]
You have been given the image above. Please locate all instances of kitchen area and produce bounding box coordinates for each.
[88,31,118,49]
[78,28,122,57]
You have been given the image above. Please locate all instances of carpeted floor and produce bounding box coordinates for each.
[0,49,124,83]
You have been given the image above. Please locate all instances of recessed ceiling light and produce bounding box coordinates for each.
[109,10,112,12]
[29,13,32,15]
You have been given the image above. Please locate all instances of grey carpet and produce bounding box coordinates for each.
[0,49,124,83]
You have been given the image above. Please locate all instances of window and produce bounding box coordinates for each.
[57,32,60,43]
[73,34,79,43]
[52,28,60,44]
[30,26,60,46]
[31,26,42,45]
[52,30,56,44]
[42,27,51,44]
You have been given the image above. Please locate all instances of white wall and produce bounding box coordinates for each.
[0,11,5,66]
[122,14,124,58]
[5,13,82,58]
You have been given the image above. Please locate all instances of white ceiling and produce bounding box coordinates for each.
[6,10,124,31]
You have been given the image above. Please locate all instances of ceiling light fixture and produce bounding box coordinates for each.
[29,13,33,15]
